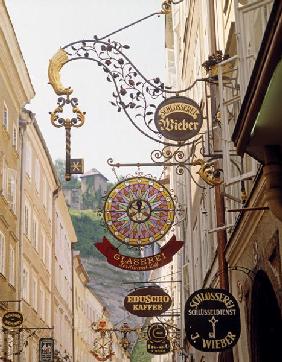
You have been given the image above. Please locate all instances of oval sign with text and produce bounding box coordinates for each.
[2,311,23,328]
[154,96,203,141]
[185,288,241,352]
[124,287,172,317]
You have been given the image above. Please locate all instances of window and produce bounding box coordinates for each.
[12,125,17,149]
[38,285,45,320]
[45,240,51,272]
[22,264,30,301]
[7,169,16,213]
[39,230,46,261]
[31,275,37,310]
[32,214,39,251]
[48,186,52,221]
[3,102,8,130]
[0,232,5,275]
[42,176,47,209]
[1,159,7,198]
[25,139,32,178]
[9,245,15,286]
[45,293,51,325]
[24,199,31,238]
[34,158,40,193]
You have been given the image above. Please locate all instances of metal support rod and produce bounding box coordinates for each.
[110,161,194,168]
[214,183,229,290]
[227,206,269,212]
[19,327,54,330]
[65,121,71,181]
[122,280,182,284]
[208,224,233,233]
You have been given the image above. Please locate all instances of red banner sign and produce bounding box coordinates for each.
[95,235,183,271]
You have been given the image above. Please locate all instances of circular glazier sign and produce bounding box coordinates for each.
[185,288,241,352]
[154,96,203,141]
[104,177,175,246]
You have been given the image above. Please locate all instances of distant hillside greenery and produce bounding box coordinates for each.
[69,209,141,258]
[131,340,151,362]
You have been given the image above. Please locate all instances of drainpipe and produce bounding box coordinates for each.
[51,187,60,342]
[17,114,32,362]
[17,118,25,362]
[214,183,229,290]
[71,246,75,362]
[263,145,282,222]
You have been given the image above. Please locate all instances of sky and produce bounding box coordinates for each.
[5,0,165,182]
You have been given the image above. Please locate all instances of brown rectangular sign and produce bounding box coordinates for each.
[124,287,172,317]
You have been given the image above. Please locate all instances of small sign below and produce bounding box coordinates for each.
[185,288,241,352]
[39,338,54,362]
[154,96,203,141]
[70,158,84,174]
[2,312,23,328]
[147,323,170,355]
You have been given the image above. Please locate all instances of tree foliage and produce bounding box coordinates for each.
[70,209,141,258]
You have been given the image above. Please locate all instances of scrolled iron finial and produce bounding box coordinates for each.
[161,0,172,14]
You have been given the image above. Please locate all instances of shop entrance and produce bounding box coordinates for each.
[251,270,282,362]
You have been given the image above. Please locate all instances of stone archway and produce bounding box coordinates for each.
[250,270,282,362]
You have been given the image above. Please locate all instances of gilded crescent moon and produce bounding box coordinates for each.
[48,48,73,96]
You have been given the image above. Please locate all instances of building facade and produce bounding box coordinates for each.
[0,1,34,360]
[73,251,130,362]
[162,0,281,361]
[20,109,57,361]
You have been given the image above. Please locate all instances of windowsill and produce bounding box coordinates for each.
[24,233,31,242]
[1,125,10,139]
[0,194,9,206]
[9,207,17,219]
[25,173,31,182]
[0,195,17,219]
[22,298,30,306]
[0,272,6,280]
[12,146,19,158]
[8,282,16,290]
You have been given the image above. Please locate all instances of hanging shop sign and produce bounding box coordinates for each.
[39,338,54,362]
[103,176,175,247]
[2,311,23,328]
[95,235,183,271]
[185,288,241,352]
[124,287,172,317]
[154,96,203,142]
[91,319,115,361]
[147,323,171,355]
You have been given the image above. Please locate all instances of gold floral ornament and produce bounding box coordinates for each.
[48,48,73,96]
[49,96,85,128]
[192,159,223,186]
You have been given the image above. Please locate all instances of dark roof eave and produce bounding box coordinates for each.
[232,0,282,156]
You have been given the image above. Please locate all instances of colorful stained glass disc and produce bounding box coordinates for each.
[103,177,175,246]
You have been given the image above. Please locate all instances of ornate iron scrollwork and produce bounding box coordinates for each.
[48,37,207,147]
